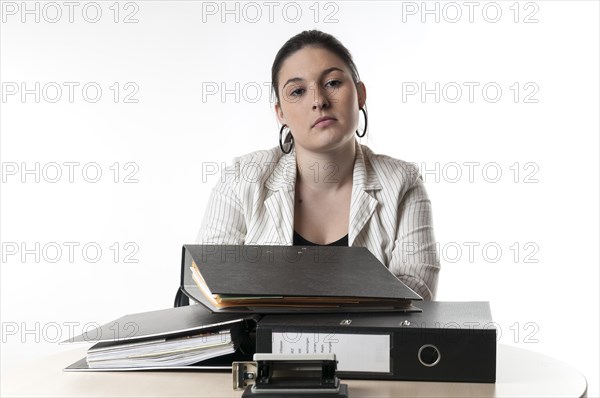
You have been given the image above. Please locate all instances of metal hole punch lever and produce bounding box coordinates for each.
[233,354,349,398]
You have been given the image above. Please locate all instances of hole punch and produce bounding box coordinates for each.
[233,353,349,397]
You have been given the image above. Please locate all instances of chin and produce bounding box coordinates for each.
[312,134,355,152]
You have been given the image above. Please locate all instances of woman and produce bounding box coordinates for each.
[197,30,440,300]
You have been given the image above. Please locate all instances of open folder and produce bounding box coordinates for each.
[63,305,259,371]
[179,245,422,313]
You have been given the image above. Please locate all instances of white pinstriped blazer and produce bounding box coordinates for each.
[196,140,440,300]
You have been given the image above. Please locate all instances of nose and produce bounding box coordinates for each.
[311,85,330,110]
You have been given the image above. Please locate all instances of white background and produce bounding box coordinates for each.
[1,1,598,396]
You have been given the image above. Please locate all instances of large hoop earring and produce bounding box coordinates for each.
[279,124,294,154]
[356,107,368,138]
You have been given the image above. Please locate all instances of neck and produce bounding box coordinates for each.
[295,139,357,193]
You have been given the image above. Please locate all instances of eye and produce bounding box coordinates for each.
[325,79,342,89]
[289,87,305,97]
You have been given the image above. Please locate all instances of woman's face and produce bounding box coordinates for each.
[275,46,366,154]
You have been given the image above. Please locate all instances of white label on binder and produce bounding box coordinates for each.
[271,332,390,373]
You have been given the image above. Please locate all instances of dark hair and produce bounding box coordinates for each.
[271,30,361,104]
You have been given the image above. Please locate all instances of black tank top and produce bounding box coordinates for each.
[293,230,349,246]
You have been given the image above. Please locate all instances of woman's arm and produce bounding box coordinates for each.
[388,175,440,300]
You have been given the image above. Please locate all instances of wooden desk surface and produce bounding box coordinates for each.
[1,344,587,397]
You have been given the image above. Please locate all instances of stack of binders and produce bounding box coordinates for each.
[64,245,497,382]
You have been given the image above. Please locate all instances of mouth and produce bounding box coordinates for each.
[312,116,337,128]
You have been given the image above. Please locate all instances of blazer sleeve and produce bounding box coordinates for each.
[389,172,440,301]
[196,164,247,245]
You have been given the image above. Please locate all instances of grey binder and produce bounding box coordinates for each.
[255,301,497,383]
[179,244,423,313]
[63,304,259,371]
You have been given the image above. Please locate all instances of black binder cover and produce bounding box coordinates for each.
[255,301,497,383]
[180,244,422,313]
[63,304,259,371]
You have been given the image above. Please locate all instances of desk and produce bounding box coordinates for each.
[1,344,587,397]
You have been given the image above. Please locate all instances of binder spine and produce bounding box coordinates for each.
[256,324,496,383]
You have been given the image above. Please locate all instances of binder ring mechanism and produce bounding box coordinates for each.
[233,353,349,397]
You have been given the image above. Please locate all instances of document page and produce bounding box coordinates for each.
[272,332,390,373]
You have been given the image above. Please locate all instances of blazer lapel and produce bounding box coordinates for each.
[349,142,382,246]
[264,150,296,245]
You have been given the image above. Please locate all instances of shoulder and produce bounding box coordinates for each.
[213,146,284,194]
[359,144,421,185]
